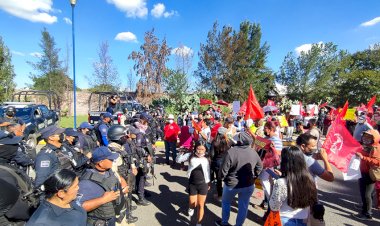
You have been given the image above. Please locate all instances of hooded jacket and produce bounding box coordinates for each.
[218,132,263,188]
[360,129,380,173]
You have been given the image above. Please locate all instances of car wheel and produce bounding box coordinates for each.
[26,133,37,150]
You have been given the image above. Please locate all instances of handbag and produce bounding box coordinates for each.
[369,166,380,181]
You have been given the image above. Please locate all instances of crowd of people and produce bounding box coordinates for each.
[0,100,380,226]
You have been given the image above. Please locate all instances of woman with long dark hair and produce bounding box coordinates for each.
[210,127,232,200]
[269,146,317,226]
[27,169,86,226]
[177,140,211,226]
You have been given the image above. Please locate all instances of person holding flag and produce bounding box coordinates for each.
[352,129,380,221]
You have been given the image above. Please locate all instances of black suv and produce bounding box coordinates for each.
[0,103,59,148]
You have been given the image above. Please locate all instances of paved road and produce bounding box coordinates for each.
[131,147,380,226]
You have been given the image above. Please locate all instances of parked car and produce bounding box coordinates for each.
[0,102,59,149]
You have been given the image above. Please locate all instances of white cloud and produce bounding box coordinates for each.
[360,17,380,27]
[295,41,323,55]
[151,3,178,18]
[106,0,148,18]
[0,0,57,24]
[171,46,193,57]
[11,50,25,56]
[115,32,138,43]
[30,52,43,58]
[63,17,72,25]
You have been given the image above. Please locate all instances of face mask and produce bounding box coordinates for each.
[59,133,65,143]
[85,130,91,135]
[264,131,269,137]
[72,137,79,145]
[362,138,374,146]
[6,112,15,117]
[168,120,174,124]
[196,152,205,157]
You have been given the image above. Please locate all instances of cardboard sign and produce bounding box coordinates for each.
[232,101,240,113]
[279,115,289,127]
[344,108,356,121]
[290,105,300,116]
[254,136,271,150]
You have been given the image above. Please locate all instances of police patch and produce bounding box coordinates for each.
[40,160,50,167]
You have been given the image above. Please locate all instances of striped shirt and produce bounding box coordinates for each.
[268,135,283,152]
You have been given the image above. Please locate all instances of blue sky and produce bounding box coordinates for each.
[1,0,380,90]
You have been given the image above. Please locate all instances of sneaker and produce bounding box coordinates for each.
[126,215,138,224]
[137,198,151,206]
[352,213,373,221]
[215,219,232,226]
[188,208,194,217]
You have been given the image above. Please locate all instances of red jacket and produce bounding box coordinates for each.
[164,123,180,142]
[360,130,380,173]
[211,122,222,139]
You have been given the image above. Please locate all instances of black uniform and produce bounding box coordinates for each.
[78,132,98,154]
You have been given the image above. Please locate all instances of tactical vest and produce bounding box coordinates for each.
[83,134,97,152]
[54,147,75,171]
[81,170,121,220]
[108,142,130,180]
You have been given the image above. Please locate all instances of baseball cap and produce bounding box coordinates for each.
[64,128,81,137]
[92,146,119,163]
[79,122,94,130]
[102,112,113,118]
[41,125,65,139]
[140,113,150,121]
[168,114,174,120]
[0,131,22,145]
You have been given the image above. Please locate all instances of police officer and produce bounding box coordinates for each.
[78,147,128,226]
[0,130,34,170]
[34,126,79,188]
[107,125,138,224]
[132,113,153,206]
[77,122,98,154]
[95,112,113,146]
[63,128,92,174]
[0,106,25,130]
[26,169,87,226]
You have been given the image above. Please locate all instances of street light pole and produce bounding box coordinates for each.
[70,0,77,128]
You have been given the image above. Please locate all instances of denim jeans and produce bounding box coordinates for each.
[281,217,306,226]
[164,140,177,162]
[221,184,254,226]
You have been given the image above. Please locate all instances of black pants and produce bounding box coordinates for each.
[359,173,375,216]
[212,158,224,197]
[135,168,146,199]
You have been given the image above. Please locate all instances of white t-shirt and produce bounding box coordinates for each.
[269,178,310,219]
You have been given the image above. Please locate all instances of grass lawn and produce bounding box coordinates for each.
[59,115,88,128]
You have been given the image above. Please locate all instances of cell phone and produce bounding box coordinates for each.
[266,169,280,179]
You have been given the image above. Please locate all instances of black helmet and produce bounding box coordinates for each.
[107,125,127,141]
[5,106,16,117]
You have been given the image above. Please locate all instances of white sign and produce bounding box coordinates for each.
[232,101,240,113]
[342,155,361,181]
[290,105,300,116]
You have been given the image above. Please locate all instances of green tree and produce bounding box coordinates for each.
[195,21,274,103]
[129,29,171,99]
[277,42,347,103]
[28,28,72,106]
[163,69,190,113]
[0,36,16,102]
[89,41,119,92]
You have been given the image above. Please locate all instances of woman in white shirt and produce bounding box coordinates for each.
[177,140,211,226]
[269,146,317,226]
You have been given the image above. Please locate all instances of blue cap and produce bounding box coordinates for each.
[64,128,81,137]
[102,112,113,118]
[140,112,150,120]
[41,125,65,139]
[92,146,119,163]
[79,122,94,129]
[0,131,22,145]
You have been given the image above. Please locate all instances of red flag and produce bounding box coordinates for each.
[200,98,212,106]
[319,102,328,109]
[309,106,316,117]
[322,117,362,173]
[216,99,229,106]
[266,100,276,106]
[339,101,349,119]
[367,95,377,114]
[239,101,247,113]
[299,101,306,116]
[244,85,264,120]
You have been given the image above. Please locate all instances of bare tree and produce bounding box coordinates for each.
[128,29,171,98]
[90,41,119,92]
[172,44,194,75]
[126,69,136,92]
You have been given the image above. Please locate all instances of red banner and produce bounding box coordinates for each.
[200,98,212,106]
[244,85,264,120]
[322,117,362,173]
[367,95,377,114]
